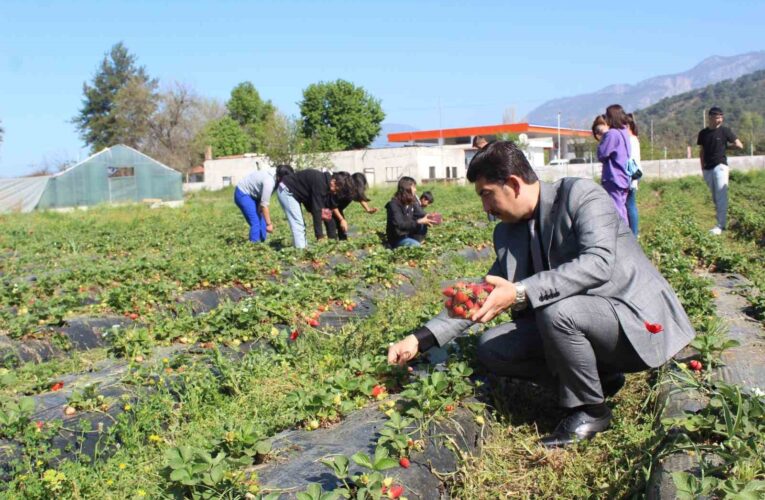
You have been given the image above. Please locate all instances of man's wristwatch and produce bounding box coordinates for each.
[512,282,528,311]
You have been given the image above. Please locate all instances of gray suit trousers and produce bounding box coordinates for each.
[477,295,648,408]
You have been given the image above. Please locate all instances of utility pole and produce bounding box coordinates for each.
[650,119,654,161]
[702,109,706,129]
[557,112,561,161]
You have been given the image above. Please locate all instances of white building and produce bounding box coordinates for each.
[191,122,591,191]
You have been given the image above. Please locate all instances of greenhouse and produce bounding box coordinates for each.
[0,145,183,213]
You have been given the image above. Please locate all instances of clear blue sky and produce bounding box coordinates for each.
[1,0,763,177]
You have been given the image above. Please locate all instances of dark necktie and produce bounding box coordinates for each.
[528,218,544,274]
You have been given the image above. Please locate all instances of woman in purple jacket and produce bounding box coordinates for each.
[597,104,631,224]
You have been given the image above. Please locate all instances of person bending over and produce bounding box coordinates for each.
[332,172,379,240]
[277,168,354,249]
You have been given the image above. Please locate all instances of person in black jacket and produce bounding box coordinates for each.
[331,172,379,240]
[385,176,436,248]
[276,168,355,248]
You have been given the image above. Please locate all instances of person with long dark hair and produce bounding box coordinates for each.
[597,105,631,224]
[331,172,379,240]
[276,168,355,248]
[385,176,435,248]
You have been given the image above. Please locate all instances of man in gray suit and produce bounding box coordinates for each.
[388,141,695,448]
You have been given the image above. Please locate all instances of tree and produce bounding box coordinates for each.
[0,119,4,148]
[299,79,385,151]
[144,83,225,176]
[261,112,333,170]
[199,116,250,157]
[740,111,764,156]
[73,42,157,152]
[112,76,158,149]
[227,82,275,151]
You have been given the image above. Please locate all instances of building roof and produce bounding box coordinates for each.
[189,165,205,174]
[387,122,591,142]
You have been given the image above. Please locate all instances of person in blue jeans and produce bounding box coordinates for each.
[625,113,641,236]
[385,177,436,248]
[234,168,277,243]
[277,168,355,249]
[696,107,744,235]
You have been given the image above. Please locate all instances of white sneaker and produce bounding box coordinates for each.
[709,226,723,236]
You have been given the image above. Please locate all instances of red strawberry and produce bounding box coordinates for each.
[454,291,469,304]
[444,404,454,412]
[371,385,384,397]
[465,299,475,310]
[51,381,64,392]
[452,305,465,317]
[36,421,44,430]
[128,312,139,321]
[289,330,299,341]
[308,318,319,327]
[442,287,456,297]
[689,360,703,372]
[388,485,404,498]
[399,457,410,468]
[644,321,663,334]
[482,283,495,293]
[444,298,453,309]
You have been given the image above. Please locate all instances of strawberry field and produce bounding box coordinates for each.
[1,171,764,499]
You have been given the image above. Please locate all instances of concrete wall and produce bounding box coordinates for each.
[202,155,272,190]
[190,150,765,192]
[534,155,765,182]
[196,147,466,191]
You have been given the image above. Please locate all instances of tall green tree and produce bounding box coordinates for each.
[73,42,157,152]
[261,112,333,170]
[200,116,250,157]
[227,82,275,152]
[299,79,385,151]
[740,111,764,156]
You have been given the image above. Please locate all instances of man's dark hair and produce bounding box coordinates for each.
[420,191,434,204]
[275,164,294,184]
[709,106,724,116]
[351,172,370,202]
[331,171,355,201]
[626,113,639,137]
[605,104,628,129]
[472,135,488,148]
[466,141,538,184]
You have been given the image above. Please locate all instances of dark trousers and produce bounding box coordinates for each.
[476,295,647,408]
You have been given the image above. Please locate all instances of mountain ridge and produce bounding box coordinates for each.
[527,51,765,127]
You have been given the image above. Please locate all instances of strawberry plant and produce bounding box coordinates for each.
[164,445,249,499]
[0,395,35,438]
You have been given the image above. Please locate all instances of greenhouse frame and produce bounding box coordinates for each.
[0,145,183,213]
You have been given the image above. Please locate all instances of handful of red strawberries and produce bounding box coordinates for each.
[442,281,495,318]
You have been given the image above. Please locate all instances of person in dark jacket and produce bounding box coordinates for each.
[331,172,379,240]
[276,168,355,248]
[385,176,435,248]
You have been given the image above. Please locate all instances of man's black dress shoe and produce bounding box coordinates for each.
[540,407,613,449]
[602,373,625,399]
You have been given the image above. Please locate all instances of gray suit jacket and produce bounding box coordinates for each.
[425,178,695,368]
